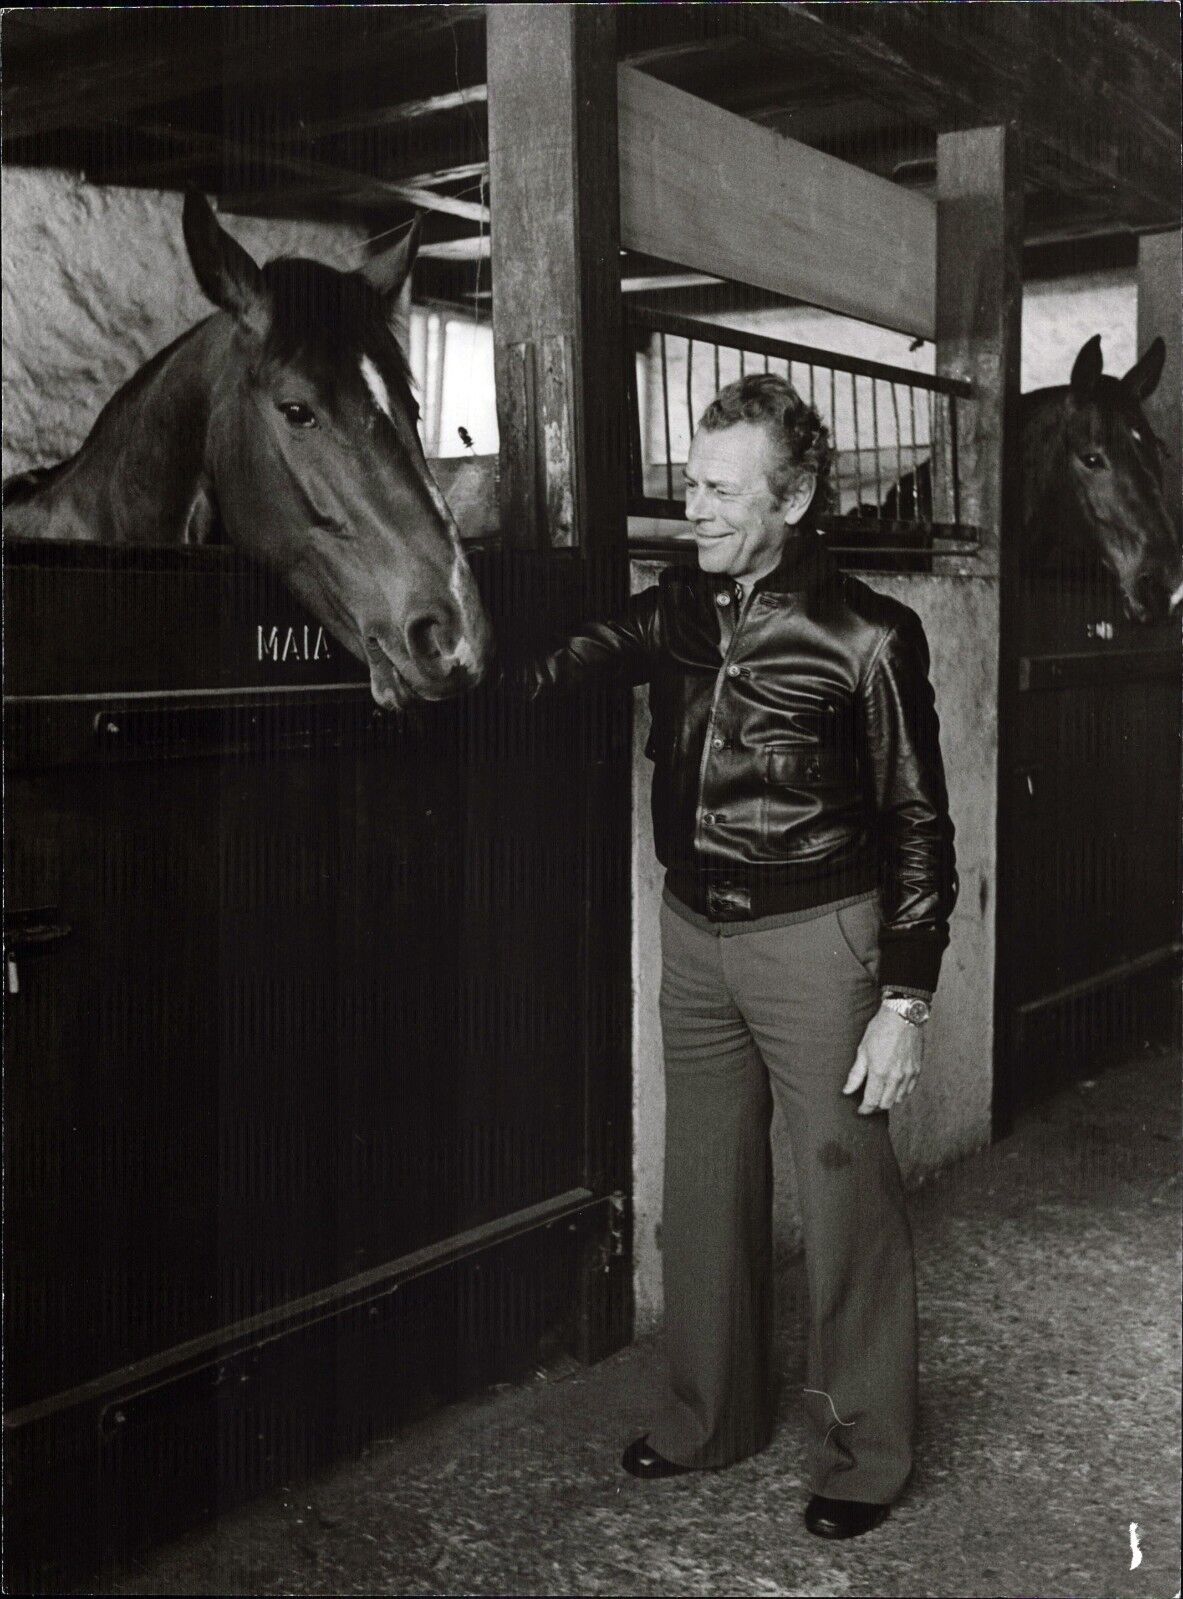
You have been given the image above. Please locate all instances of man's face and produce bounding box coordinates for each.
[683,421,812,581]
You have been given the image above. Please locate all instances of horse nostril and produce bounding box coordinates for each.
[405,611,455,666]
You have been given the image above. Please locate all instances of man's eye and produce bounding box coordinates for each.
[1079,452,1106,471]
[278,401,317,429]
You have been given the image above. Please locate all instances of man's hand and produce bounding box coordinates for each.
[842,1005,924,1114]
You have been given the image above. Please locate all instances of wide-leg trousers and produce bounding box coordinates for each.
[646,890,918,1504]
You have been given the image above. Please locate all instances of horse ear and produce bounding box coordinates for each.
[182,192,267,335]
[357,216,420,321]
[1121,337,1166,403]
[1069,334,1104,402]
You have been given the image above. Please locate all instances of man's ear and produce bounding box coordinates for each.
[182,191,268,338]
[782,471,817,526]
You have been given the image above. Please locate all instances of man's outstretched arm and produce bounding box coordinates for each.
[496,583,663,698]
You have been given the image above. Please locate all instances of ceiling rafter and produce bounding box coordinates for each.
[0,6,484,144]
[735,4,1177,227]
[122,117,490,226]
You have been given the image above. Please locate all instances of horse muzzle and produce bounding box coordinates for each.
[363,607,491,709]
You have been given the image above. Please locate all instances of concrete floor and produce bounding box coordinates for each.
[102,1046,1180,1599]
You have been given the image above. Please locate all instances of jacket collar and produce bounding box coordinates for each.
[703,517,836,603]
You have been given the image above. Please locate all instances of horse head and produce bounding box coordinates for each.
[183,193,493,707]
[1037,333,1181,624]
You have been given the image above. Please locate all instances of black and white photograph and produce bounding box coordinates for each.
[2,5,1180,1595]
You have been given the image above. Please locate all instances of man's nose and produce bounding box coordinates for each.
[685,487,708,522]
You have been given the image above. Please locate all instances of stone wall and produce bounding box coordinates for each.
[1,167,368,479]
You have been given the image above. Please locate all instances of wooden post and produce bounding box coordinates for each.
[933,127,1024,1141]
[487,4,632,1365]
[1138,230,1182,531]
[933,126,1024,573]
[487,4,628,555]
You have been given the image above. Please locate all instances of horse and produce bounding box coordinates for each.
[876,335,1182,624]
[2,193,494,709]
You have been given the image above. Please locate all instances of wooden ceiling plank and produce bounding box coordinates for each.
[218,161,488,217]
[1,6,483,144]
[274,85,488,144]
[122,118,490,225]
[738,4,1176,225]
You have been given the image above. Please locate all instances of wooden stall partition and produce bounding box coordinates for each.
[617,65,937,340]
[998,202,1182,1122]
[3,12,636,1583]
[1138,230,1182,530]
[486,3,633,1361]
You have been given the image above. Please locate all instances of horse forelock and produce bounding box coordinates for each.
[258,257,413,403]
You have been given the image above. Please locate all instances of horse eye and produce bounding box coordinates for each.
[278,401,317,429]
[1079,452,1107,471]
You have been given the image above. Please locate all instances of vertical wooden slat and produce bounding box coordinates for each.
[489,4,627,555]
[486,4,632,1364]
[1137,230,1181,531]
[933,127,1023,1132]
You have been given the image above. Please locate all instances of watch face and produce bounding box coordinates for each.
[904,999,930,1024]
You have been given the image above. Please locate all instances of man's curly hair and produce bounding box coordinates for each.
[698,373,834,514]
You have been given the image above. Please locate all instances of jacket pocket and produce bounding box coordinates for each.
[766,744,837,787]
[834,898,882,983]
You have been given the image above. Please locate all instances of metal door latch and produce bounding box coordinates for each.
[4,907,73,994]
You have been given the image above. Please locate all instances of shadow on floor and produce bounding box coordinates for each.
[98,1045,1181,1598]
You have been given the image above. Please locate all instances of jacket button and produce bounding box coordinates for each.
[712,736,725,749]
[702,811,717,824]
[726,664,740,678]
[716,591,730,606]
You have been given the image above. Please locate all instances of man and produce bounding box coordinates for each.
[512,373,957,1539]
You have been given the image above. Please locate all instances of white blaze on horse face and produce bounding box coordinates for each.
[359,355,394,425]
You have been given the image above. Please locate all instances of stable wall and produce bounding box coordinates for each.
[1,169,370,479]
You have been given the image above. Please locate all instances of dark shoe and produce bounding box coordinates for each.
[805,1494,891,1539]
[620,1436,696,1479]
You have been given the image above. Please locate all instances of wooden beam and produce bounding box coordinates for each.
[1138,231,1182,530]
[0,7,483,144]
[617,65,936,337]
[123,118,490,225]
[419,236,491,262]
[218,163,488,219]
[274,85,488,144]
[739,5,1178,229]
[488,6,628,554]
[933,126,1024,569]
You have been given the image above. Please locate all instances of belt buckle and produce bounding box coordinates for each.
[706,882,751,919]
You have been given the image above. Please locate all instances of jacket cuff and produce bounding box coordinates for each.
[878,930,945,993]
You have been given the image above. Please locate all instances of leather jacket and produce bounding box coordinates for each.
[516,523,958,993]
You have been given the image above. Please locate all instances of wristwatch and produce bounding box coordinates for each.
[882,994,931,1027]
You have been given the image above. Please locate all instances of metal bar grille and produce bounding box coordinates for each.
[625,306,977,573]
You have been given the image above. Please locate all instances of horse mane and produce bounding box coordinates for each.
[3,461,70,506]
[260,256,414,395]
[1018,384,1070,533]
